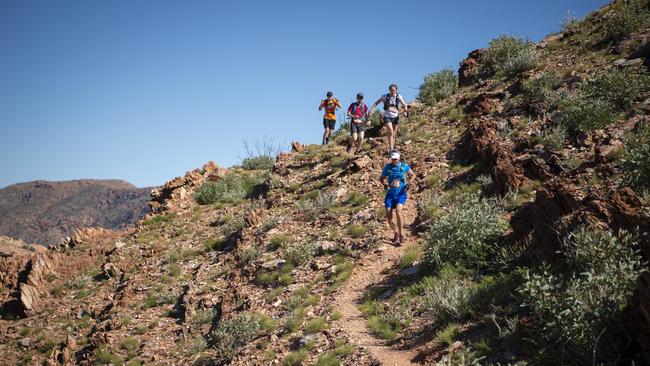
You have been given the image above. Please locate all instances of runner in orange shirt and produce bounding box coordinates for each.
[319,91,342,145]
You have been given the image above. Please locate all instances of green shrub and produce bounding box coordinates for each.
[419,267,474,325]
[417,190,445,222]
[194,172,267,205]
[282,242,318,266]
[282,349,308,366]
[560,95,617,133]
[583,67,649,111]
[423,193,507,270]
[418,68,459,106]
[143,290,176,308]
[435,323,460,346]
[445,105,464,122]
[481,35,537,77]
[121,337,140,359]
[522,72,561,110]
[294,191,337,219]
[95,348,122,365]
[622,125,650,190]
[345,191,368,207]
[305,316,328,334]
[192,309,215,326]
[561,10,583,33]
[531,125,566,151]
[210,314,261,362]
[366,302,413,340]
[241,137,281,170]
[242,156,275,170]
[283,307,306,333]
[256,264,294,287]
[346,224,367,238]
[399,246,421,269]
[604,0,650,42]
[270,233,291,250]
[520,227,644,354]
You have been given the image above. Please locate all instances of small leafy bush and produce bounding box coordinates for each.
[604,0,650,42]
[210,314,261,362]
[95,348,122,365]
[417,190,445,222]
[283,307,306,333]
[364,301,413,340]
[294,191,337,219]
[582,67,649,111]
[241,137,281,170]
[522,72,561,111]
[345,191,368,207]
[622,125,650,190]
[305,316,328,334]
[194,171,267,205]
[121,337,140,359]
[346,224,367,238]
[143,290,176,308]
[269,233,291,250]
[435,323,460,346]
[192,309,215,326]
[283,349,308,366]
[560,95,617,133]
[419,267,475,325]
[481,35,537,77]
[418,68,459,106]
[561,10,583,33]
[242,155,275,170]
[423,193,507,270]
[531,125,566,151]
[282,242,318,266]
[256,264,294,287]
[445,105,464,122]
[520,227,645,355]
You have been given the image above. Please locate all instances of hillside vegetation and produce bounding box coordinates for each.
[0,1,649,365]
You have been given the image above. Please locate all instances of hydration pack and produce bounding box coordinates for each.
[383,93,401,111]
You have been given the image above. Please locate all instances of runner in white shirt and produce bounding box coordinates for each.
[369,84,408,152]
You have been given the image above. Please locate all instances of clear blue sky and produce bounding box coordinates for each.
[0,0,609,188]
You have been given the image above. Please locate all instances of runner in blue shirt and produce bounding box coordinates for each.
[380,151,416,245]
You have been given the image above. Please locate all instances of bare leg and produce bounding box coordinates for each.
[385,123,394,151]
[386,208,397,235]
[355,131,365,154]
[393,124,400,149]
[322,128,329,144]
[395,204,404,238]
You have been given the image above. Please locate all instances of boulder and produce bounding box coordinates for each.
[261,259,287,269]
[207,167,228,182]
[291,141,304,152]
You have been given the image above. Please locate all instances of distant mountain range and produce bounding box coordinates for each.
[0,179,150,246]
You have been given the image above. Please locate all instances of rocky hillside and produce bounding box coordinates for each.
[0,180,150,246]
[0,1,649,365]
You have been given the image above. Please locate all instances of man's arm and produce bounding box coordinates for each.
[368,97,384,115]
[318,100,324,111]
[407,169,416,187]
[336,99,343,109]
[379,175,388,189]
[399,95,409,116]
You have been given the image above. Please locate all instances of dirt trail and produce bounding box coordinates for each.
[333,207,420,366]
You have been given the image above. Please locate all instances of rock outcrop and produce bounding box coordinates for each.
[149,161,221,213]
[458,49,485,87]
